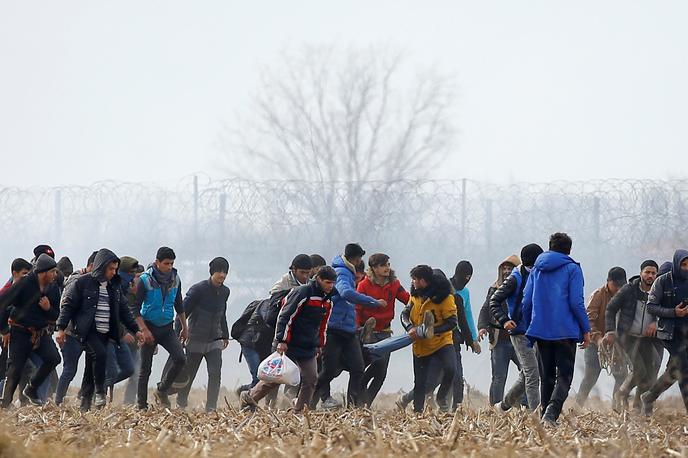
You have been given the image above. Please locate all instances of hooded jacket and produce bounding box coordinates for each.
[269,271,305,296]
[605,276,654,336]
[355,268,410,331]
[273,279,335,360]
[0,271,60,334]
[478,255,520,342]
[327,255,379,334]
[56,249,139,342]
[646,249,688,341]
[489,265,530,335]
[401,272,458,357]
[522,251,590,342]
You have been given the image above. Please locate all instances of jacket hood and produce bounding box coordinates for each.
[672,249,688,281]
[332,255,356,274]
[659,261,672,277]
[91,248,120,282]
[412,269,452,304]
[269,271,303,295]
[493,254,521,287]
[365,267,397,286]
[628,275,640,285]
[533,251,576,272]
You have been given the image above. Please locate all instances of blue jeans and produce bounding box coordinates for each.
[105,342,135,387]
[28,353,52,401]
[364,334,413,360]
[489,337,521,405]
[241,345,262,388]
[55,335,84,405]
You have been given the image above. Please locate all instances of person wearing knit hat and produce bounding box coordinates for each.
[576,265,628,410]
[174,257,230,412]
[491,243,544,413]
[604,259,662,413]
[33,245,55,260]
[0,253,61,407]
[131,246,187,410]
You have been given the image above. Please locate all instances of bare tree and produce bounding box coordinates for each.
[220,45,458,248]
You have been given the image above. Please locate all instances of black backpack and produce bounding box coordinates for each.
[230,299,262,341]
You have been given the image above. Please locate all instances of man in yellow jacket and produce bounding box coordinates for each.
[401,265,458,413]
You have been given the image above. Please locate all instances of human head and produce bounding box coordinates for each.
[500,260,517,280]
[344,243,366,266]
[155,246,176,273]
[33,244,55,260]
[56,256,73,278]
[451,260,473,290]
[309,254,326,278]
[209,257,230,287]
[639,260,658,288]
[315,266,337,294]
[410,265,433,290]
[549,232,573,255]
[355,260,366,284]
[369,253,391,278]
[290,254,313,285]
[606,266,627,295]
[34,253,58,285]
[674,249,688,281]
[520,243,544,268]
[86,251,98,273]
[10,258,32,282]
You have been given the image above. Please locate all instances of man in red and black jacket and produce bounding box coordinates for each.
[356,253,410,406]
[240,266,337,414]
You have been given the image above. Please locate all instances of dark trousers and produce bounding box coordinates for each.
[536,339,576,421]
[314,329,364,407]
[361,331,392,406]
[412,344,456,413]
[646,328,688,412]
[176,348,223,411]
[137,322,186,408]
[81,331,110,397]
[619,335,662,408]
[1,328,60,407]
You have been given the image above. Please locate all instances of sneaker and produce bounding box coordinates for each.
[417,311,435,339]
[240,391,257,411]
[153,389,171,408]
[494,401,510,413]
[321,396,342,409]
[80,397,92,412]
[541,416,558,428]
[640,391,655,417]
[612,390,629,413]
[21,384,43,406]
[360,317,377,344]
[94,393,107,409]
[395,393,410,411]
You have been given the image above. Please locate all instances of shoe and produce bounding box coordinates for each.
[417,311,435,339]
[494,401,510,413]
[80,397,92,412]
[240,391,257,411]
[22,384,43,406]
[94,392,107,409]
[612,390,629,413]
[541,416,558,428]
[321,396,342,409]
[137,403,148,411]
[640,391,655,417]
[395,393,409,411]
[360,317,377,344]
[153,389,171,408]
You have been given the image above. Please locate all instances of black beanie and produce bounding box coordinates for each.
[156,246,176,261]
[56,256,74,277]
[640,260,659,271]
[521,243,544,268]
[209,257,230,275]
[33,244,55,259]
[451,260,473,291]
[35,253,57,274]
[291,254,313,270]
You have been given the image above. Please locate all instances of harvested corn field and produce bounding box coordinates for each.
[1,396,687,457]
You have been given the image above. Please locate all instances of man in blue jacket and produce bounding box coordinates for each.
[522,233,591,426]
[312,243,385,408]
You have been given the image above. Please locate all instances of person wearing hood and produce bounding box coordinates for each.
[575,266,628,408]
[521,233,591,426]
[53,251,98,405]
[640,249,688,415]
[174,257,230,412]
[56,248,143,409]
[312,243,385,409]
[400,265,458,413]
[355,253,410,406]
[478,254,522,405]
[603,260,663,413]
[491,243,544,412]
[131,246,188,410]
[0,254,62,407]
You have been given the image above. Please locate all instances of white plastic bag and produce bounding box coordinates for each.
[257,351,301,386]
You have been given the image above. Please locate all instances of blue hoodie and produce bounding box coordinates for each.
[522,251,590,342]
[328,255,379,334]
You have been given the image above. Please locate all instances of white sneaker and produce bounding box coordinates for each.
[321,396,342,409]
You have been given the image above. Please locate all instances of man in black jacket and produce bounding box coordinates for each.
[640,250,688,414]
[240,266,337,414]
[175,257,230,411]
[0,254,61,407]
[56,249,143,409]
[603,260,662,412]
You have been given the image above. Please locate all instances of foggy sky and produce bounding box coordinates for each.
[1,1,687,187]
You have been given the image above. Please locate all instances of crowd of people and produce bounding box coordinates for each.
[0,234,687,428]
